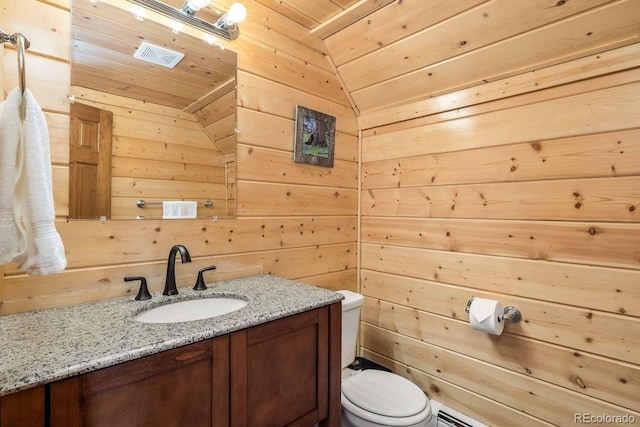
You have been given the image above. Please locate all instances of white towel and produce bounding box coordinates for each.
[162,201,197,219]
[12,89,67,275]
[0,88,25,263]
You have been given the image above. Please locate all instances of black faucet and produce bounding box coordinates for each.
[163,245,192,296]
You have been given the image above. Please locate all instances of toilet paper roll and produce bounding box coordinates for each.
[468,298,504,335]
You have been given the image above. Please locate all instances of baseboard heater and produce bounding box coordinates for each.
[430,400,488,427]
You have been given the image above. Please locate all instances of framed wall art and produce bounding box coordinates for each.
[293,105,336,168]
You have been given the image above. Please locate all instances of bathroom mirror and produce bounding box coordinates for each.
[69,0,237,220]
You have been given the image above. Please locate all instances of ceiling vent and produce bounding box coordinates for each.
[133,42,184,68]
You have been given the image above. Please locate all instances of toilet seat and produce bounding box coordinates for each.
[342,370,430,426]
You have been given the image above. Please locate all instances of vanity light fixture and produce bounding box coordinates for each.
[128,0,247,40]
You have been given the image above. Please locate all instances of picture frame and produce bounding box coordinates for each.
[293,105,336,168]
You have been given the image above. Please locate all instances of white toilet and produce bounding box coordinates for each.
[339,290,432,427]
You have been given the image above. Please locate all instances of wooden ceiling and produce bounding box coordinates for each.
[252,0,393,38]
[71,0,237,111]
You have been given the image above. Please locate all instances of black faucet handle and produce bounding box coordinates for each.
[193,265,217,291]
[125,276,152,301]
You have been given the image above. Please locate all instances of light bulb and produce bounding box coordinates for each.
[227,3,247,24]
[170,21,183,34]
[133,5,146,21]
[182,0,210,15]
[187,0,210,10]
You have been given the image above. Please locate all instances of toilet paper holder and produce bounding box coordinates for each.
[465,299,522,323]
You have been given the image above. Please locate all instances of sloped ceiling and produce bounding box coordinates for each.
[258,0,640,116]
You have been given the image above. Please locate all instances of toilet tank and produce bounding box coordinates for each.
[338,290,364,368]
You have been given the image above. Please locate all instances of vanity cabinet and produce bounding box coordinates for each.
[49,337,230,427]
[19,303,341,427]
[231,306,337,426]
[0,385,45,426]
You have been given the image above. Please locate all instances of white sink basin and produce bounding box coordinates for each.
[134,297,248,323]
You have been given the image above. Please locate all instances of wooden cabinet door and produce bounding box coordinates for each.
[50,336,229,427]
[0,385,45,427]
[230,307,331,427]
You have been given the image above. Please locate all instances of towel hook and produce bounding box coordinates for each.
[16,34,28,95]
[1,30,30,93]
[1,29,31,119]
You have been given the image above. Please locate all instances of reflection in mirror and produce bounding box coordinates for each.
[69,0,237,220]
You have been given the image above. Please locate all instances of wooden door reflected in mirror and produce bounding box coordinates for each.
[69,103,113,220]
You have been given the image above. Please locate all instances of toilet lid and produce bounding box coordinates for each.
[342,370,428,418]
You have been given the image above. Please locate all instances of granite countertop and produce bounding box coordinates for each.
[0,274,343,397]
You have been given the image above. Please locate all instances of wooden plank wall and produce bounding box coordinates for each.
[0,0,358,315]
[358,44,640,426]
